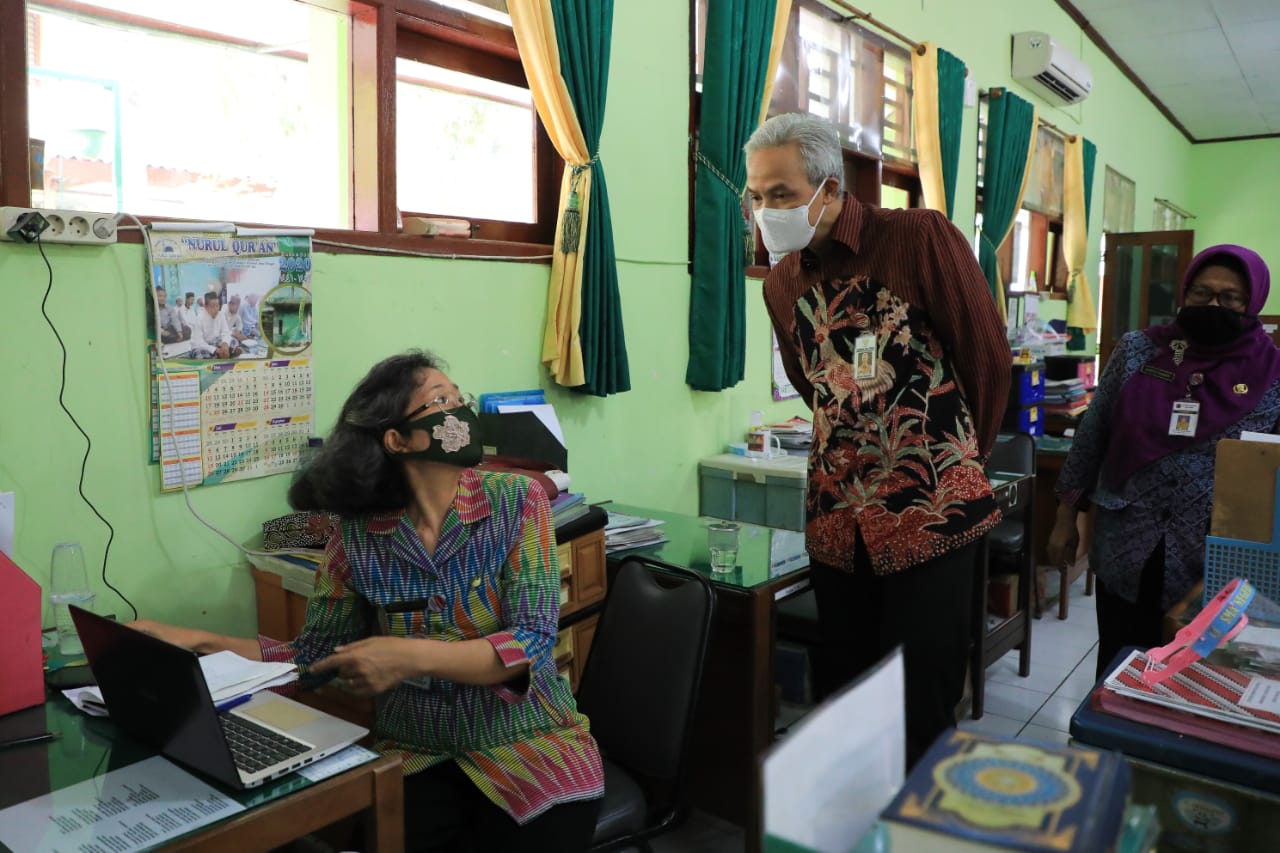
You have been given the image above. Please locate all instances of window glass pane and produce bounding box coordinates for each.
[880,184,910,210]
[1102,167,1135,234]
[395,59,535,223]
[1023,127,1064,217]
[880,44,912,163]
[27,1,353,227]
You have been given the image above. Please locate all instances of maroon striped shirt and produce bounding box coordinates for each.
[764,197,1010,573]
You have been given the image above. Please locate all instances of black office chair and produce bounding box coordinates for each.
[576,557,715,852]
[985,432,1037,597]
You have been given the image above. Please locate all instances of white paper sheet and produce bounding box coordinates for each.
[1240,677,1280,714]
[1240,431,1280,445]
[763,649,905,853]
[0,755,245,852]
[297,745,380,782]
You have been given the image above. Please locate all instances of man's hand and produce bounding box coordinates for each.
[1046,504,1081,568]
[312,637,429,696]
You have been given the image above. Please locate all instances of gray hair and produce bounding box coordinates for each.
[744,113,844,192]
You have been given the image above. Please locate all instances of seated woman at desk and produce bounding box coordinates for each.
[1048,245,1280,679]
[135,350,604,852]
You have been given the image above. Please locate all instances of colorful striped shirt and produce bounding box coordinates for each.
[259,469,604,823]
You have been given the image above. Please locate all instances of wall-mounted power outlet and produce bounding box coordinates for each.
[0,207,119,245]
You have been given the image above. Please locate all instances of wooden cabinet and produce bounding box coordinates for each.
[249,525,608,724]
[1100,230,1194,368]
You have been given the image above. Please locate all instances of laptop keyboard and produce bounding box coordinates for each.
[221,713,311,775]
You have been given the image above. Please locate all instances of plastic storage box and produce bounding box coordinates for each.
[1010,361,1046,405]
[1001,404,1044,437]
[698,453,807,532]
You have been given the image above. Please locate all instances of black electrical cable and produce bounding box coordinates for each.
[35,235,137,621]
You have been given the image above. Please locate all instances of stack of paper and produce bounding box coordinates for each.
[605,511,667,554]
[1104,650,1280,735]
[66,650,298,717]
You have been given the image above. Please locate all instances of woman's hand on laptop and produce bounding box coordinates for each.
[128,620,263,660]
[312,637,425,696]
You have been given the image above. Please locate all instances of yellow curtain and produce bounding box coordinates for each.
[509,0,591,387]
[758,0,793,123]
[911,42,946,215]
[1063,135,1097,332]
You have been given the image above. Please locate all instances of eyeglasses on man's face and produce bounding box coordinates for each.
[1185,285,1247,311]
[403,392,478,423]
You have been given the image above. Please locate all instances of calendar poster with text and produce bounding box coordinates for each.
[156,358,314,491]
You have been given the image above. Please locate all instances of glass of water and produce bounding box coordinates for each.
[708,521,740,573]
[49,542,94,656]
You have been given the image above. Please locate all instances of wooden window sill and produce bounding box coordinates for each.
[115,219,552,263]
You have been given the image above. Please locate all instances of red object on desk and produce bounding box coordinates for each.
[1093,686,1280,761]
[0,552,45,717]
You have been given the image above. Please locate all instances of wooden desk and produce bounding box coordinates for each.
[606,504,810,853]
[0,696,404,853]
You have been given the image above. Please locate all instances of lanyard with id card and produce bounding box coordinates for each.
[853,333,877,381]
[1168,371,1204,438]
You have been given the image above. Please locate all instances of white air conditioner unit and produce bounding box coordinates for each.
[1011,31,1093,106]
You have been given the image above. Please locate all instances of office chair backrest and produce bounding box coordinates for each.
[575,558,715,784]
[986,433,1035,515]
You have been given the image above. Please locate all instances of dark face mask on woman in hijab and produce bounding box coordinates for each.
[1176,304,1247,347]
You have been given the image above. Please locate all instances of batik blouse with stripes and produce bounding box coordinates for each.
[259,469,604,823]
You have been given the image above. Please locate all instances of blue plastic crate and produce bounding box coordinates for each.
[1011,362,1046,406]
[1204,473,1280,624]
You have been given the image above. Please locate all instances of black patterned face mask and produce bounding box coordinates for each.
[396,405,483,468]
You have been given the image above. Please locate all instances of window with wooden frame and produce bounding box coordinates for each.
[0,0,557,257]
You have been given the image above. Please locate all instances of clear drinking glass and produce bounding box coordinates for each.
[49,541,94,656]
[708,521,740,573]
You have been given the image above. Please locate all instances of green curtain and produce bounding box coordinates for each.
[552,0,629,395]
[685,0,779,391]
[978,90,1037,308]
[937,47,966,219]
[1067,137,1099,351]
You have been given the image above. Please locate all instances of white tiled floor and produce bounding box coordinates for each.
[959,569,1099,749]
[640,571,1101,852]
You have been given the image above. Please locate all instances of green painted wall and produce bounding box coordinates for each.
[1189,139,1280,313]
[0,0,1227,634]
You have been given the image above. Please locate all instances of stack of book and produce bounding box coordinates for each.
[769,417,813,452]
[1099,650,1280,758]
[550,492,590,526]
[1044,377,1091,418]
[604,511,666,554]
[878,729,1135,852]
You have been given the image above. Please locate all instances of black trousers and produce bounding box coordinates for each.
[1094,542,1166,681]
[403,760,601,853]
[809,537,978,769]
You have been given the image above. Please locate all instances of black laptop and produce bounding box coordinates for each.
[71,606,367,789]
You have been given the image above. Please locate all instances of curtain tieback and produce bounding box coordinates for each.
[693,147,753,264]
[561,155,600,254]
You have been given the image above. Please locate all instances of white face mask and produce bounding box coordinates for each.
[754,181,829,256]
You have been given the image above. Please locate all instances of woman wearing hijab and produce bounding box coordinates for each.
[1048,245,1280,679]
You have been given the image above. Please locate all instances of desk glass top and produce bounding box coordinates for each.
[605,503,809,590]
[0,694,357,851]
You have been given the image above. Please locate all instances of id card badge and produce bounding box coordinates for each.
[853,333,877,380]
[1169,400,1200,437]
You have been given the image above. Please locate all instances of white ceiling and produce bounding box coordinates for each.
[1069,0,1280,141]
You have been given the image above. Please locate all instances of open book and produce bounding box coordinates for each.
[66,650,297,717]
